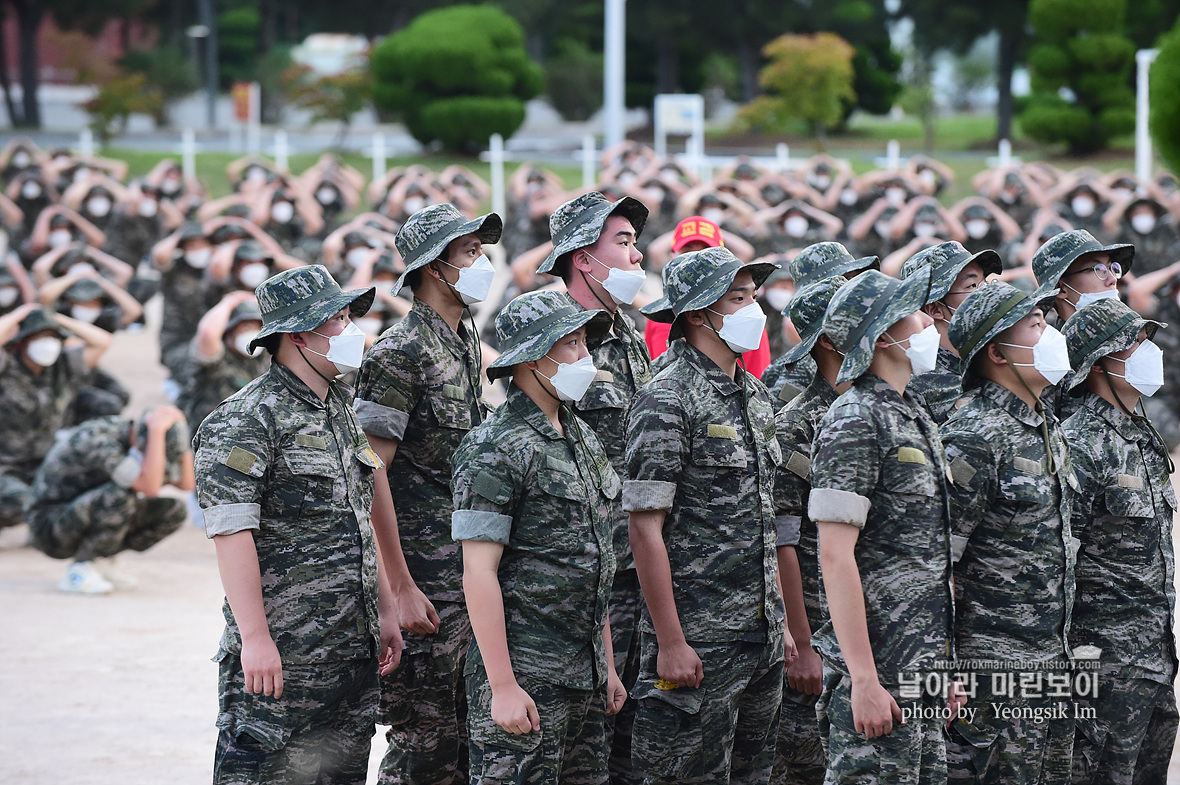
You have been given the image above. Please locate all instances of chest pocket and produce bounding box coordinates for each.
[879,445,939,550]
[1104,485,1161,565]
[691,426,749,469]
[428,385,476,431]
[279,435,342,516]
[528,455,590,550]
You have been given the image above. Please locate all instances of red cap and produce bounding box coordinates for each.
[671,216,725,253]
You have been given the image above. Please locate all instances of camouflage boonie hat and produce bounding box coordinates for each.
[485,290,611,381]
[62,278,105,303]
[1060,297,1163,393]
[1032,229,1134,290]
[392,203,502,295]
[789,242,879,289]
[233,240,271,264]
[226,300,263,333]
[947,280,1059,390]
[9,307,69,345]
[824,267,932,384]
[248,265,374,354]
[901,241,1001,304]
[780,275,845,364]
[177,221,206,244]
[537,191,648,277]
[640,247,778,340]
[373,249,399,276]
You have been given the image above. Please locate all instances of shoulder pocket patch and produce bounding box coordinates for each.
[593,369,614,383]
[897,447,926,465]
[224,446,259,476]
[545,455,577,475]
[377,386,409,411]
[786,450,810,480]
[707,424,738,439]
[443,384,465,400]
[949,456,977,487]
[471,470,511,505]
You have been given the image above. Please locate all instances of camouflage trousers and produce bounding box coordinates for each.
[1072,675,1178,785]
[630,634,784,785]
[466,664,608,785]
[606,567,643,785]
[378,601,472,785]
[770,682,825,785]
[213,653,379,785]
[945,688,1073,785]
[26,484,186,561]
[817,672,946,785]
[0,473,32,529]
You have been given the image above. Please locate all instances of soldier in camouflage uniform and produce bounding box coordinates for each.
[537,191,651,785]
[899,241,1000,424]
[761,242,878,404]
[177,294,269,432]
[451,290,625,784]
[1058,298,1178,785]
[0,304,112,529]
[626,247,788,785]
[768,275,849,785]
[26,405,191,594]
[354,203,503,785]
[193,265,402,785]
[941,281,1078,784]
[806,266,956,784]
[153,221,218,377]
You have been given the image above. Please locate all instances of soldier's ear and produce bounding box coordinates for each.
[571,249,593,273]
[684,309,705,327]
[985,341,1005,366]
[924,302,948,322]
[287,331,308,348]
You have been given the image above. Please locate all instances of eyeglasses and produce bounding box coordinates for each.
[1063,262,1122,282]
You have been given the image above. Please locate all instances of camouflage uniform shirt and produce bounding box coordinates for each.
[194,361,381,663]
[29,415,142,506]
[177,344,269,432]
[941,380,1077,664]
[907,345,965,425]
[807,374,954,685]
[623,341,785,647]
[159,259,215,371]
[451,385,618,690]
[1065,393,1177,683]
[354,298,483,605]
[761,352,818,406]
[0,345,88,482]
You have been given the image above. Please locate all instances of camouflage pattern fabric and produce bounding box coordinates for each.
[177,344,269,432]
[1065,393,1177,683]
[193,361,382,664]
[353,297,483,785]
[486,291,610,380]
[899,241,1001,303]
[104,210,163,266]
[1117,219,1180,276]
[640,247,777,340]
[1072,677,1178,785]
[538,192,648,275]
[623,340,785,646]
[0,474,32,529]
[393,204,502,295]
[760,352,817,405]
[250,265,375,353]
[906,347,965,425]
[940,381,1076,665]
[465,664,607,785]
[26,416,187,560]
[451,384,618,691]
[0,343,89,483]
[788,242,878,289]
[213,654,378,785]
[605,567,643,785]
[630,635,783,785]
[817,673,946,785]
[159,261,218,376]
[1031,230,1134,290]
[945,698,1073,785]
[807,374,954,685]
[378,601,471,785]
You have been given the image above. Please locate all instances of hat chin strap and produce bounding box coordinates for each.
[297,343,339,388]
[1101,364,1176,474]
[997,346,1057,476]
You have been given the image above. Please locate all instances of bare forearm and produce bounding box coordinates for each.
[464,568,515,688]
[777,545,812,648]
[214,531,272,642]
[629,511,686,646]
[819,540,878,685]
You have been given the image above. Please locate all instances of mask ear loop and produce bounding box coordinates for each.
[703,309,743,359]
[996,345,1058,476]
[1101,363,1176,474]
[433,258,484,412]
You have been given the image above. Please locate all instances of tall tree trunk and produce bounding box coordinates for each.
[736,37,758,103]
[655,35,679,94]
[996,25,1019,143]
[0,9,21,126]
[260,0,276,54]
[13,0,41,129]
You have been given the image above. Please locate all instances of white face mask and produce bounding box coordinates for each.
[403,196,426,213]
[246,167,266,183]
[20,180,41,199]
[701,207,725,225]
[49,229,72,248]
[1066,286,1119,311]
[345,247,371,268]
[11,151,30,168]
[913,221,939,238]
[584,251,645,306]
[185,247,211,270]
[87,197,111,217]
[1107,339,1164,397]
[316,187,337,205]
[1131,213,1157,234]
[784,215,810,238]
[618,171,637,185]
[885,187,907,206]
[354,316,384,336]
[764,287,792,313]
[708,302,766,354]
[645,186,665,203]
[659,169,680,185]
[0,286,18,307]
[138,198,158,218]
[71,304,102,324]
[1000,324,1072,386]
[885,324,940,375]
[26,336,63,367]
[440,254,496,305]
[238,263,270,290]
[919,169,938,188]
[1071,196,1096,218]
[874,219,892,238]
[270,201,294,224]
[308,321,367,375]
[537,354,597,401]
[68,262,96,277]
[374,279,396,296]
[161,177,181,195]
[232,331,260,358]
[999,188,1019,205]
[812,174,832,190]
[965,219,991,240]
[839,188,859,206]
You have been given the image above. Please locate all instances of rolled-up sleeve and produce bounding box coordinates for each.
[203,502,262,538]
[451,433,521,544]
[193,403,271,533]
[355,344,421,442]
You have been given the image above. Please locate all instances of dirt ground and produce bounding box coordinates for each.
[2,301,1180,783]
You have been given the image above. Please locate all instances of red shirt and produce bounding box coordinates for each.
[644,319,772,378]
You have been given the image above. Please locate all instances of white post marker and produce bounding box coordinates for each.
[777,143,790,173]
[79,128,94,158]
[582,135,597,188]
[274,130,289,173]
[247,82,261,156]
[603,0,627,150]
[181,128,197,181]
[998,138,1012,169]
[1137,48,1160,184]
[886,139,900,171]
[372,132,386,183]
[476,133,510,334]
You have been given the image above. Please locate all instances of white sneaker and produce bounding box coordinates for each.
[93,557,138,589]
[58,561,114,595]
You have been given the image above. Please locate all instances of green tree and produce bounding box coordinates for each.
[81,72,164,144]
[1150,18,1180,175]
[369,5,544,153]
[218,6,262,90]
[545,39,603,121]
[1020,0,1136,154]
[738,32,857,147]
[119,47,199,126]
[281,63,370,146]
